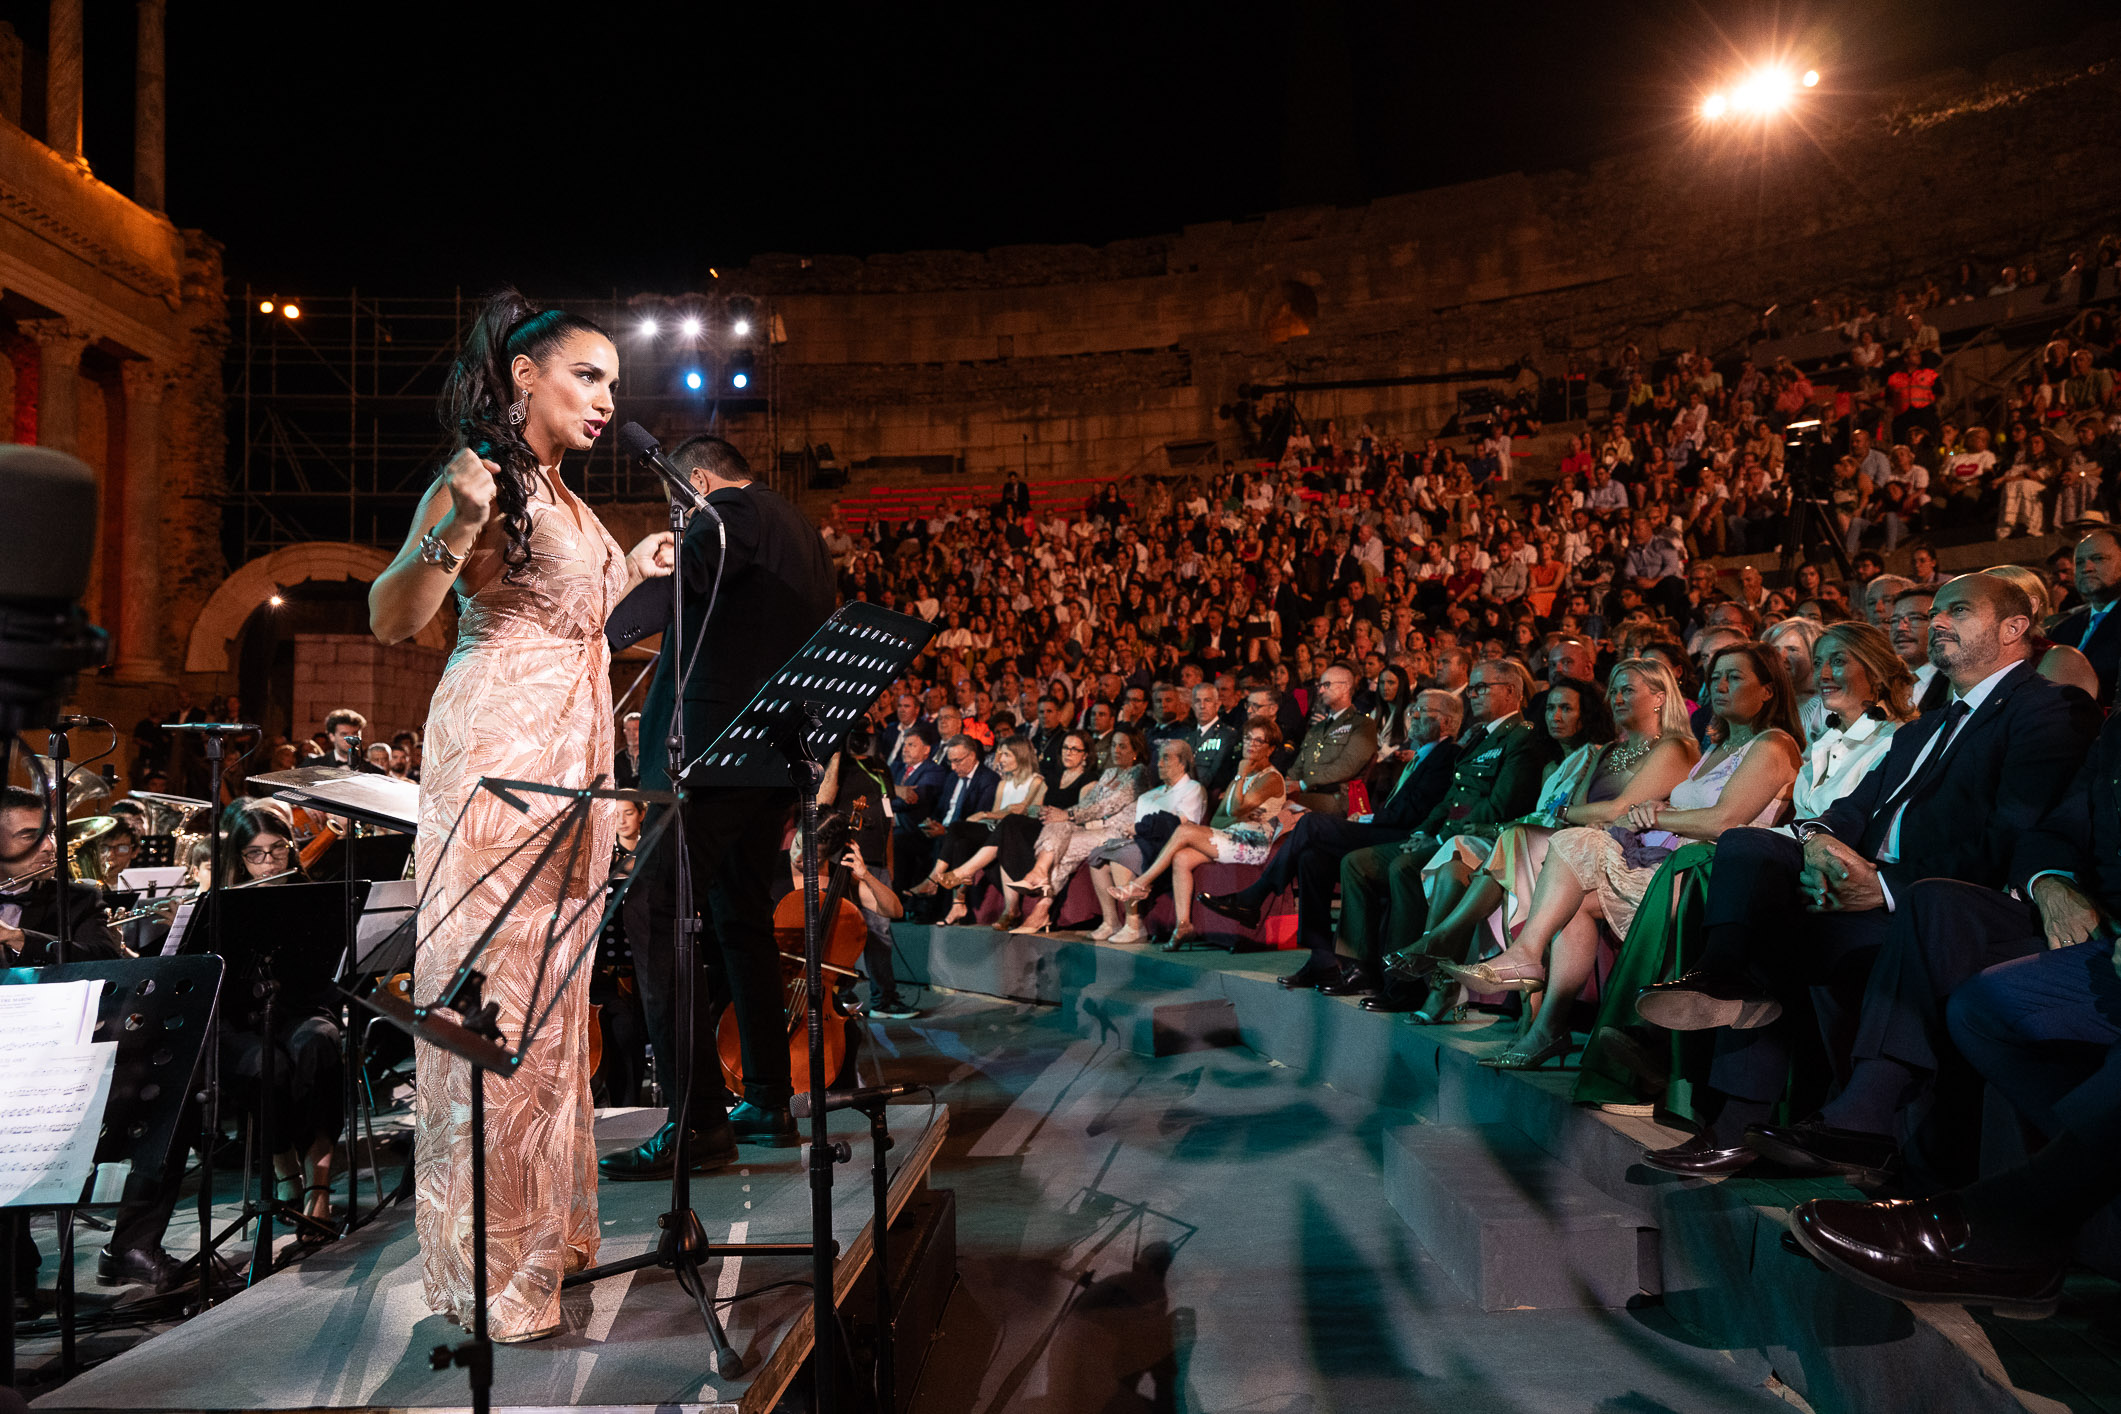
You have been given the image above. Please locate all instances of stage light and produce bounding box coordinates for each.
[639,318,659,337]
[268,594,284,607]
[1803,69,1820,87]
[683,369,704,392]
[282,303,301,320]
[1729,67,1795,114]
[732,318,751,338]
[679,316,703,339]
[731,371,749,389]
[1702,92,1727,120]
[259,300,275,314]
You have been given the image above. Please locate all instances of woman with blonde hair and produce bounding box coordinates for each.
[1760,615,1828,742]
[1984,563,2102,699]
[1391,658,1698,1022]
[1441,643,1803,1068]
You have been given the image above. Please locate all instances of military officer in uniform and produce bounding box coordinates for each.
[1185,683,1243,797]
[1285,663,1379,813]
[1284,660,1552,992]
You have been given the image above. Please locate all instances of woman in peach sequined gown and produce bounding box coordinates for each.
[370,290,671,1343]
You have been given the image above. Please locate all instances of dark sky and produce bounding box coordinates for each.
[8,1,2114,296]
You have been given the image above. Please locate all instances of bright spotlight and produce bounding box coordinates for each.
[282,303,301,320]
[679,316,703,338]
[1730,67,1795,113]
[639,318,659,337]
[1701,92,1727,120]
[731,371,749,390]
[732,318,751,338]
[259,299,275,314]
[1802,69,1820,87]
[683,370,704,392]
[268,594,284,608]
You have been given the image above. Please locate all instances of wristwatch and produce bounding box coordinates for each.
[1792,820,1830,844]
[418,528,464,572]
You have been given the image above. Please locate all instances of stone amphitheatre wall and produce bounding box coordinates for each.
[727,37,2121,489]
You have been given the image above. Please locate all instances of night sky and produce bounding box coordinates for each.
[5,1,2114,296]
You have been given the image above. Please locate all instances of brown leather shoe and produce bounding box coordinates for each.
[1789,1194,2066,1319]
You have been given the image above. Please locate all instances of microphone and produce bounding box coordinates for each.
[617,422,714,518]
[789,1080,923,1121]
[53,714,100,729]
[164,721,260,733]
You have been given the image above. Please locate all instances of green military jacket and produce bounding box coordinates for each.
[1414,715,1556,843]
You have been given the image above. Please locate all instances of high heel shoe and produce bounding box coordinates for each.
[1158,924,1204,952]
[1407,983,1466,1025]
[1002,870,1055,899]
[1438,955,1548,992]
[1088,918,1118,940]
[1108,919,1146,944]
[1477,1031,1577,1070]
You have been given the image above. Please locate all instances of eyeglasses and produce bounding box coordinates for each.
[241,842,291,864]
[1061,743,1086,752]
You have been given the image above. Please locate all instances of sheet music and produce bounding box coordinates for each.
[158,898,198,956]
[0,978,103,1055]
[0,1042,118,1207]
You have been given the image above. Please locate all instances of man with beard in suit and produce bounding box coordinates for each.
[2050,528,2121,706]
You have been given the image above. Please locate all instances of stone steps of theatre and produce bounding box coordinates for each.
[897,920,2119,1414]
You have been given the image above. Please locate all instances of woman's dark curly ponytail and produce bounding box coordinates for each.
[437,288,611,580]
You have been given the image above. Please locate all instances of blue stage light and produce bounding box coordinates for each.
[684,370,704,392]
[731,371,750,390]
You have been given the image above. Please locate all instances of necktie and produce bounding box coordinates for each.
[1881,700,1970,815]
[944,775,968,824]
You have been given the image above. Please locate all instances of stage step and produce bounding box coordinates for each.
[1385,1123,1654,1312]
[1069,983,1241,1057]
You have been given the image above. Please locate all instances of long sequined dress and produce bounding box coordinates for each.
[412,489,626,1339]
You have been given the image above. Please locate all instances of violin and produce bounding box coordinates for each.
[718,799,870,1097]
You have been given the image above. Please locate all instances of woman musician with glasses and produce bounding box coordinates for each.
[210,806,345,1227]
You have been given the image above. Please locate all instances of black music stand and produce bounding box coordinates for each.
[178,881,356,1281]
[351,775,676,1414]
[672,601,935,1413]
[1,956,222,1386]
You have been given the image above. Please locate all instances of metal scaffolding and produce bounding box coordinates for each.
[227,287,781,565]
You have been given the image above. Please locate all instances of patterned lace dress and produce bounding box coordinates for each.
[412,486,626,1339]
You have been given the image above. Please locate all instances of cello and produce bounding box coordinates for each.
[717,799,871,1096]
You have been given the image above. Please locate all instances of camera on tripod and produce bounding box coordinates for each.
[1783,417,1837,497]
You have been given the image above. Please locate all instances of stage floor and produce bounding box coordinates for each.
[30,1104,946,1414]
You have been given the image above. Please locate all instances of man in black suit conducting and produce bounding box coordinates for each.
[2051,526,2121,707]
[1636,573,2099,1176]
[603,435,835,1178]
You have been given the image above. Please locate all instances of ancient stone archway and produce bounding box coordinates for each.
[183,541,448,673]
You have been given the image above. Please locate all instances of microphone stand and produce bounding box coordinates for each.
[563,457,809,1383]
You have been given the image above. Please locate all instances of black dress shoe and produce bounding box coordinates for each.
[1634,971,1783,1032]
[598,1120,740,1181]
[1790,1193,2067,1319]
[96,1244,182,1292]
[1642,1132,1759,1178]
[1743,1120,1899,1186]
[1316,964,1377,997]
[1360,989,1423,1013]
[729,1100,799,1147]
[1277,960,1341,990]
[1196,890,1262,929]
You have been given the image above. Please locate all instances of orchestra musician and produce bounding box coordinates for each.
[213,807,344,1226]
[0,785,124,965]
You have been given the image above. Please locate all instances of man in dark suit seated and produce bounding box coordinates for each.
[1278,661,1551,994]
[911,733,1000,900]
[1742,709,2121,1187]
[1636,574,2099,1176]
[1789,926,2121,1320]
[1198,688,1464,932]
[2049,527,2121,707]
[888,723,950,889]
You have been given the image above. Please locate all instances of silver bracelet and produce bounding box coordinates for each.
[417,528,464,572]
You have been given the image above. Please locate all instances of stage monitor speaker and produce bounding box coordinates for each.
[840,1186,958,1414]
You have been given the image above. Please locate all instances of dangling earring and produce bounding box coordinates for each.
[508,388,528,426]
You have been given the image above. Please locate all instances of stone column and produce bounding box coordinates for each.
[114,359,165,677]
[132,0,164,209]
[23,318,88,454]
[45,0,83,165]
